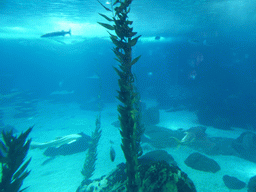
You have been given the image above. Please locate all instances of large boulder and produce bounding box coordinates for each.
[222,175,246,190]
[77,151,196,192]
[248,175,256,192]
[139,150,177,166]
[184,152,220,173]
[232,132,256,162]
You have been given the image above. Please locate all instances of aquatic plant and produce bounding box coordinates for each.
[81,115,102,181]
[98,0,142,191]
[0,126,32,192]
[76,1,198,191]
[79,71,103,185]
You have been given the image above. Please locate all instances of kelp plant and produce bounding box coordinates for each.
[80,115,102,182]
[78,79,103,188]
[98,0,141,191]
[0,127,32,192]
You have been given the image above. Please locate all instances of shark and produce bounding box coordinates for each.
[41,29,71,38]
[30,133,82,149]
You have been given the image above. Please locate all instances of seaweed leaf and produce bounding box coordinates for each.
[0,127,32,192]
[97,22,115,30]
[13,158,31,180]
[130,55,141,66]
[111,37,126,48]
[108,31,118,39]
[113,0,120,6]
[98,13,113,21]
[113,67,126,79]
[128,35,141,46]
[129,31,137,37]
[97,0,112,12]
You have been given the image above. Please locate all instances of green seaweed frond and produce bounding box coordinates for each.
[0,126,33,192]
[81,115,102,181]
[98,0,142,191]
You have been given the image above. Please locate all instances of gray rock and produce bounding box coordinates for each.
[223,175,246,190]
[232,132,256,163]
[184,152,220,173]
[248,175,256,192]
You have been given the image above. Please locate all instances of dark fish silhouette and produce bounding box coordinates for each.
[110,146,116,162]
[41,29,71,38]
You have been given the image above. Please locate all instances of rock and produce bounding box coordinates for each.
[232,132,256,162]
[197,108,232,130]
[142,125,185,148]
[248,175,256,192]
[184,152,220,173]
[139,150,177,166]
[77,160,197,192]
[222,175,246,190]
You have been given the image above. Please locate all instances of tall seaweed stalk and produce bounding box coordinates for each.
[98,0,141,191]
[0,127,32,192]
[81,115,102,181]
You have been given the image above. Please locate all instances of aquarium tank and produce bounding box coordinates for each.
[0,0,256,192]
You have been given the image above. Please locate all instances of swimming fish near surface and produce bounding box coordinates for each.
[41,29,71,38]
[30,133,82,149]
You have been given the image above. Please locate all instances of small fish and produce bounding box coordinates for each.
[170,126,207,147]
[180,132,196,143]
[41,157,55,166]
[188,38,200,44]
[110,146,116,162]
[155,36,161,40]
[41,29,71,38]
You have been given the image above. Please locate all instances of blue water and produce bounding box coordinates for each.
[0,0,256,128]
[0,0,256,139]
[0,0,256,191]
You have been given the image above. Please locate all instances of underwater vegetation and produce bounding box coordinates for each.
[88,0,197,192]
[0,127,32,192]
[81,115,102,182]
[97,0,142,191]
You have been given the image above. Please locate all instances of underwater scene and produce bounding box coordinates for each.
[1,0,256,191]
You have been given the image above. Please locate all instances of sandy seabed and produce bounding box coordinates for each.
[2,100,256,192]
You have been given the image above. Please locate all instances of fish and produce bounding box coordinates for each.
[188,38,200,45]
[30,133,82,149]
[110,146,116,162]
[170,126,207,147]
[41,29,71,38]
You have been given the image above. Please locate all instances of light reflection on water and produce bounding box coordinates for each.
[0,0,255,39]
